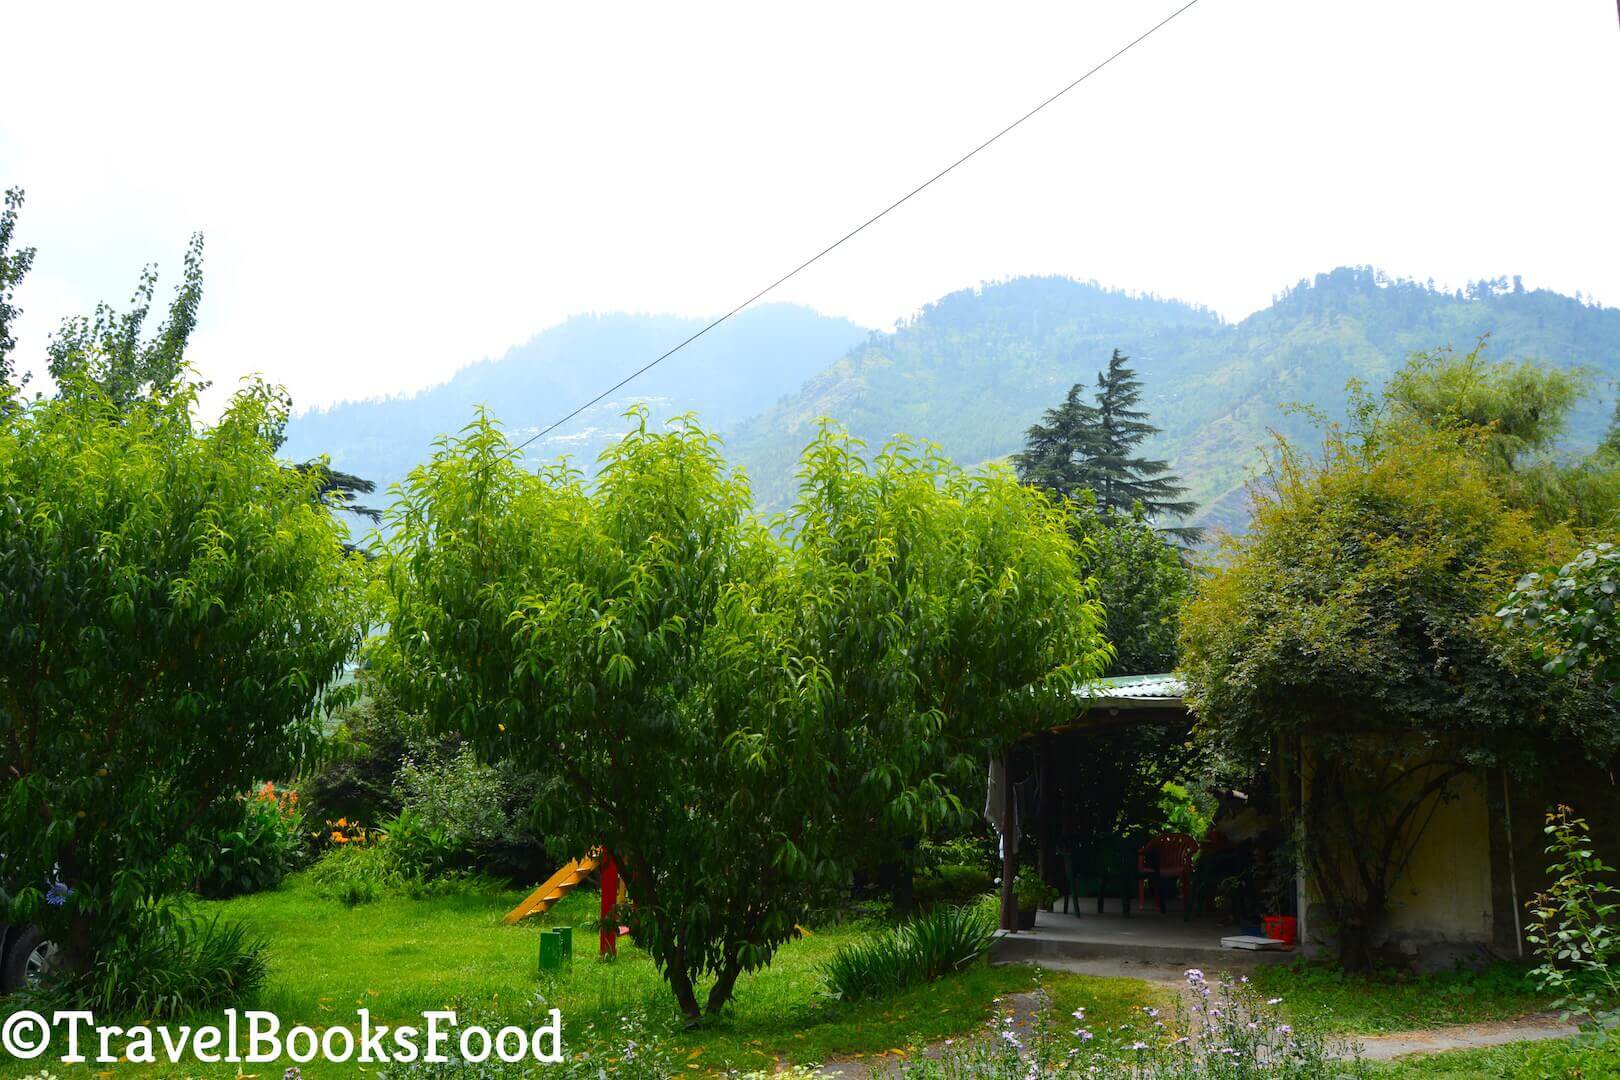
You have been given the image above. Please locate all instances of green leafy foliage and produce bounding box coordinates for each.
[299,686,423,829]
[1525,805,1620,1030]
[373,408,1104,1021]
[1012,867,1058,910]
[1179,363,1615,968]
[1500,543,1620,698]
[786,426,1109,874]
[45,232,205,408]
[0,378,367,972]
[27,908,268,1021]
[1388,340,1620,529]
[915,863,994,906]
[1068,498,1193,674]
[192,783,308,899]
[822,900,998,1003]
[0,187,36,391]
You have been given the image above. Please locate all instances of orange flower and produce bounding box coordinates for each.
[331,831,348,844]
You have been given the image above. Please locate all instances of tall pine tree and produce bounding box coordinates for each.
[1011,380,1097,496]
[1016,348,1201,542]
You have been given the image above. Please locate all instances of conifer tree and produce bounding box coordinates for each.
[1087,349,1199,537]
[1011,380,1097,497]
[1016,348,1200,541]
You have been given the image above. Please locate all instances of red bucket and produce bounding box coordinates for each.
[1263,915,1297,949]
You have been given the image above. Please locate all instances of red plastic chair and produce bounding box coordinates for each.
[1137,833,1199,915]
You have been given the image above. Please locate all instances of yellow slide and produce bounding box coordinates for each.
[503,854,601,925]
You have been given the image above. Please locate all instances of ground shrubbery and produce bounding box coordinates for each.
[297,686,548,898]
[27,906,267,1020]
[192,782,308,899]
[824,900,1000,1002]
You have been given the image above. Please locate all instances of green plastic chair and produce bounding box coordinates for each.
[1061,836,1136,917]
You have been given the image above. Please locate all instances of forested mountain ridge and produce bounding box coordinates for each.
[728,270,1620,528]
[278,303,869,499]
[282,269,1620,534]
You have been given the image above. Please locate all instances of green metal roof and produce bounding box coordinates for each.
[1080,672,1185,709]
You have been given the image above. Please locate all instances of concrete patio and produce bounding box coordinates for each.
[991,903,1297,968]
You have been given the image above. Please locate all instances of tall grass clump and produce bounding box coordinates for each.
[30,908,268,1021]
[824,899,998,1002]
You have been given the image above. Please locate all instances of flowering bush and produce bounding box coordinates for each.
[195,781,307,898]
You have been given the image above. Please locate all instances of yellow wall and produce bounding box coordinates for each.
[1300,751,1495,954]
[1381,769,1493,945]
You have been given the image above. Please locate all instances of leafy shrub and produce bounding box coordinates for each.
[1013,867,1058,909]
[193,782,307,898]
[1526,804,1620,1030]
[915,863,994,905]
[307,838,403,905]
[824,899,998,1002]
[305,824,505,905]
[303,691,547,885]
[1158,781,1213,838]
[391,742,545,882]
[29,906,267,1020]
[299,688,422,828]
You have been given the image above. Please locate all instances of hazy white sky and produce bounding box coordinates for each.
[3,1,1617,412]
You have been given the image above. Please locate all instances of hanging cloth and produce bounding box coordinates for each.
[984,757,1020,859]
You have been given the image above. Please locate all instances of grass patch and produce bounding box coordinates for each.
[0,874,1056,1078]
[1252,959,1556,1035]
[1375,1033,1614,1078]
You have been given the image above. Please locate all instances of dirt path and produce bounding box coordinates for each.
[1355,1013,1578,1061]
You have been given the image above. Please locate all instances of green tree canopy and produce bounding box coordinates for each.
[1500,543,1620,699]
[47,233,206,408]
[1067,497,1192,675]
[374,409,1106,1021]
[0,378,367,968]
[1179,391,1613,968]
[1385,340,1620,530]
[0,188,36,392]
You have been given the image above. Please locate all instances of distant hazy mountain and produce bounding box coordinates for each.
[283,269,1620,535]
[280,303,869,503]
[729,270,1620,528]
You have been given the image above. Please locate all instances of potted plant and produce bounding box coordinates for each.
[1013,868,1057,930]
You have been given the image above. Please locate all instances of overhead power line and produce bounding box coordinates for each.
[514,0,1205,455]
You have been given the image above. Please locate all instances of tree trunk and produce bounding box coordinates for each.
[705,958,744,1017]
[891,837,916,916]
[667,964,703,1024]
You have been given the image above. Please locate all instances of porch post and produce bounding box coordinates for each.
[999,749,1018,932]
[1294,740,1309,954]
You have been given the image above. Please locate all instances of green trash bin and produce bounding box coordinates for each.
[554,925,573,962]
[539,929,566,972]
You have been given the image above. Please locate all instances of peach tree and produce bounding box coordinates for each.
[374,409,1102,1021]
[0,379,366,971]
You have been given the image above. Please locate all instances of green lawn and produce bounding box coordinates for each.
[1251,959,1556,1035]
[0,876,1162,1078]
[1375,1034,1618,1078]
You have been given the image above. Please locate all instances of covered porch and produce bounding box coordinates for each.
[993,906,1293,968]
[991,674,1302,965]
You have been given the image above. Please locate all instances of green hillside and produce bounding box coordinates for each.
[280,270,1620,535]
[727,269,1620,529]
[279,303,869,501]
